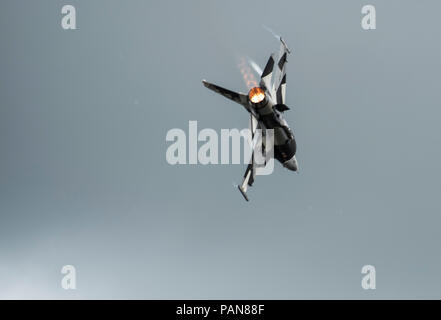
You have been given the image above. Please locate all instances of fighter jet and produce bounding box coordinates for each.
[202,37,298,201]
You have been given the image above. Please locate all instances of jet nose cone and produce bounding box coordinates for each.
[283,156,298,171]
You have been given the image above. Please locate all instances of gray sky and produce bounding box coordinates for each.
[1,0,441,299]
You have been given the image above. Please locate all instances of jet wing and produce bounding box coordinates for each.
[259,54,275,99]
[273,38,290,104]
[202,80,250,112]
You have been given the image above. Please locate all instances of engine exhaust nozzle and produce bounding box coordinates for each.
[248,87,266,104]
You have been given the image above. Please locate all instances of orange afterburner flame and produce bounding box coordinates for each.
[248,87,265,104]
[237,57,258,89]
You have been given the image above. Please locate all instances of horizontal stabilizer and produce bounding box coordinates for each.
[274,103,290,112]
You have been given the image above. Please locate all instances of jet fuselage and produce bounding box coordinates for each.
[248,87,298,171]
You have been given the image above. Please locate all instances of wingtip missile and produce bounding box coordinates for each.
[280,37,291,54]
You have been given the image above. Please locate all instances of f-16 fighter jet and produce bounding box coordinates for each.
[202,37,298,201]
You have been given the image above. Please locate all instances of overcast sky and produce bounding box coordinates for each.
[1,0,441,298]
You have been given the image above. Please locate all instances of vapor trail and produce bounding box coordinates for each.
[262,25,280,40]
[247,58,263,76]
